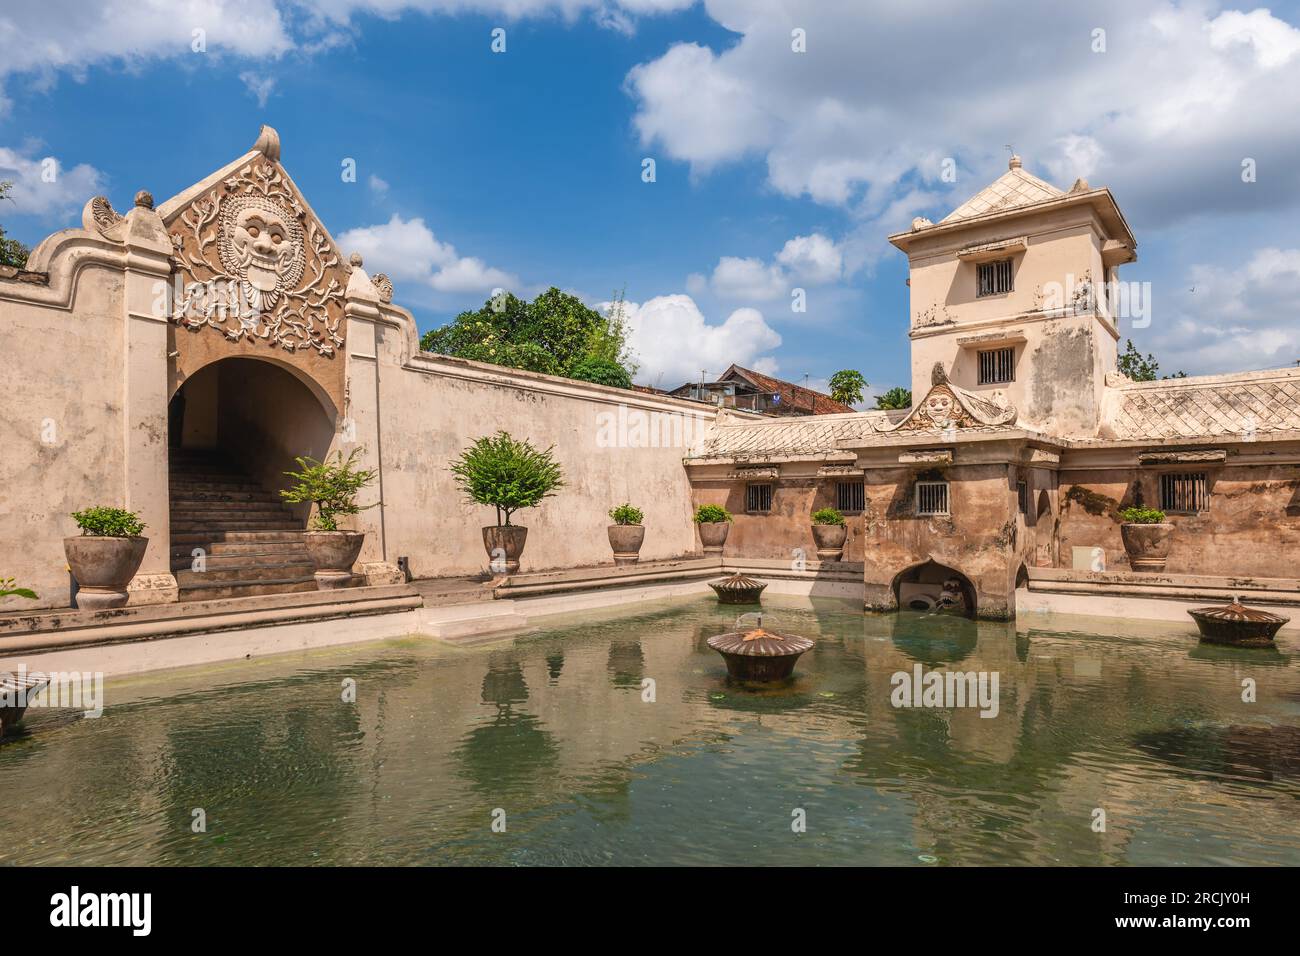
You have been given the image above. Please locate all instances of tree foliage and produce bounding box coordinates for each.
[419,286,636,386]
[0,181,31,269]
[450,431,566,527]
[71,507,146,537]
[1117,339,1186,381]
[571,356,632,389]
[828,369,867,406]
[874,386,912,410]
[280,448,378,532]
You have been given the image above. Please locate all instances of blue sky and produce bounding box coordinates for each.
[4,0,1300,396]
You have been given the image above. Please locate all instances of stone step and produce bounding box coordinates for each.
[172,519,303,533]
[171,530,307,545]
[177,578,320,601]
[170,476,274,489]
[170,543,309,562]
[174,563,316,586]
[170,491,282,504]
[171,505,295,521]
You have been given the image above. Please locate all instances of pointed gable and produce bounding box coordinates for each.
[877,363,1017,433]
[940,155,1064,224]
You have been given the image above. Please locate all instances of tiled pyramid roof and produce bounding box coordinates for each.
[941,156,1064,224]
[1103,367,1300,440]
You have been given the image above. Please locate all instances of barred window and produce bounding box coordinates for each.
[915,481,950,516]
[1160,472,1208,514]
[978,347,1015,385]
[746,483,773,514]
[977,258,1013,297]
[1017,480,1028,514]
[836,481,865,513]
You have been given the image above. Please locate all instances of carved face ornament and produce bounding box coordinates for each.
[923,391,955,425]
[217,195,305,313]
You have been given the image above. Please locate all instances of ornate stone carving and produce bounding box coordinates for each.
[88,196,123,236]
[877,374,1018,433]
[168,159,344,356]
[372,273,394,303]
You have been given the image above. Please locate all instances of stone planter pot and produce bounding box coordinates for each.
[607,524,645,566]
[1120,522,1174,572]
[64,536,148,610]
[303,530,365,589]
[697,521,730,555]
[483,525,528,575]
[811,523,848,561]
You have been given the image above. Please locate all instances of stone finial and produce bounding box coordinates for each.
[911,216,933,231]
[252,124,281,162]
[1070,177,1090,193]
[134,190,154,209]
[931,361,949,386]
[349,252,364,268]
[1008,154,1023,170]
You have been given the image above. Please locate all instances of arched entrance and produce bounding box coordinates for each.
[167,357,337,601]
[892,559,977,618]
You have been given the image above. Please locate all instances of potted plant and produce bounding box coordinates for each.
[1118,506,1174,572]
[811,507,848,561]
[607,503,645,566]
[451,431,565,575]
[64,507,148,609]
[281,448,378,589]
[694,504,732,554]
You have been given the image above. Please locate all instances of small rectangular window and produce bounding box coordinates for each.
[746,483,773,514]
[977,258,1013,297]
[1160,472,1208,514]
[836,481,865,513]
[978,347,1015,385]
[1017,480,1028,515]
[916,481,950,516]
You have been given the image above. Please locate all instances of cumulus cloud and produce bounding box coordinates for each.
[625,1,1300,229]
[606,294,782,387]
[1156,247,1300,374]
[703,232,844,301]
[337,214,518,295]
[0,146,104,217]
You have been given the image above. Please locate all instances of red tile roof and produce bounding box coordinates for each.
[722,364,857,415]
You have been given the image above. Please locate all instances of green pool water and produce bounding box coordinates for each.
[2,595,1298,866]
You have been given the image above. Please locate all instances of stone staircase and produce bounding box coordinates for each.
[169,449,317,601]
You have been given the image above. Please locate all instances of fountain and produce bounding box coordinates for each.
[706,614,814,681]
[1188,597,1290,648]
[708,571,768,604]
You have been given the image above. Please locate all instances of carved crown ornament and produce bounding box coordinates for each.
[877,363,1018,433]
[166,157,345,357]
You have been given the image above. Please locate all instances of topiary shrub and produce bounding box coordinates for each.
[451,431,566,527]
[811,507,845,526]
[570,356,632,389]
[71,507,146,537]
[693,504,732,523]
[608,503,644,525]
[1118,506,1167,524]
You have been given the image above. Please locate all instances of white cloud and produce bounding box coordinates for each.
[606,294,782,387]
[368,174,390,196]
[624,2,1300,229]
[703,232,844,301]
[239,70,276,106]
[1154,247,1300,374]
[337,214,518,295]
[0,146,104,217]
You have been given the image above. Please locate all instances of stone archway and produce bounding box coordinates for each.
[891,559,978,617]
[167,357,337,601]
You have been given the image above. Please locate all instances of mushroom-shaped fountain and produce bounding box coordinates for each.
[706,615,814,682]
[708,571,767,605]
[1188,597,1290,648]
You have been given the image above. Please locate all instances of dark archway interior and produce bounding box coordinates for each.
[168,358,335,518]
[892,559,977,618]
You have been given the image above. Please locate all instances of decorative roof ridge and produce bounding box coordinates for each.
[1112,364,1300,392]
[875,363,1016,433]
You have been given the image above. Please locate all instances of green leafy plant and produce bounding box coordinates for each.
[874,386,912,410]
[71,506,146,537]
[693,504,732,524]
[1,181,32,269]
[451,431,566,527]
[571,356,633,389]
[0,577,37,600]
[608,503,644,525]
[811,507,846,526]
[828,369,867,406]
[1118,506,1167,524]
[280,448,378,532]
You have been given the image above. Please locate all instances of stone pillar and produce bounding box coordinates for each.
[342,255,402,586]
[121,192,179,605]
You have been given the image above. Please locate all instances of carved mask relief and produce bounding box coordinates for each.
[170,160,344,356]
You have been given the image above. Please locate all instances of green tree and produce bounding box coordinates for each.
[570,356,632,389]
[828,369,867,406]
[420,286,635,382]
[450,431,565,527]
[874,386,912,410]
[1116,338,1160,381]
[0,181,31,269]
[280,448,378,531]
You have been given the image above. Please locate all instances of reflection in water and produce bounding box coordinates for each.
[1,595,1297,866]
